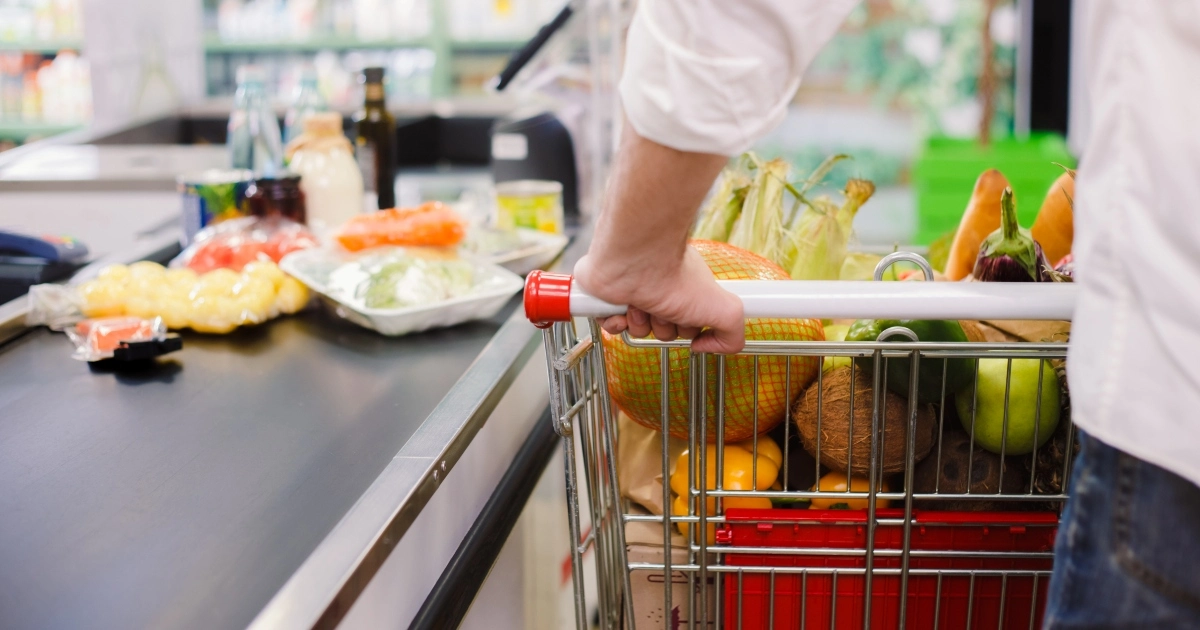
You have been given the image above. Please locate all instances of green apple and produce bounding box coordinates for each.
[823,324,852,373]
[956,358,1060,455]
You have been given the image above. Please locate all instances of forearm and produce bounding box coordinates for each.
[585,125,728,303]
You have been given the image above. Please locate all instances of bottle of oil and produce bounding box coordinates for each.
[353,67,395,210]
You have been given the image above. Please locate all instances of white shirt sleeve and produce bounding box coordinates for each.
[620,0,860,156]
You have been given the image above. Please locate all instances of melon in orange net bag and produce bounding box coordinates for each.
[603,240,824,442]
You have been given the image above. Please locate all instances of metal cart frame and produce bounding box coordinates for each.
[527,254,1078,630]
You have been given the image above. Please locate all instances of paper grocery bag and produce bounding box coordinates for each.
[617,411,688,516]
[625,511,717,628]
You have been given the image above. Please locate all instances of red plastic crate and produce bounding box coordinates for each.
[719,509,1058,629]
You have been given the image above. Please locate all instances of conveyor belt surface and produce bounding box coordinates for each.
[0,301,515,630]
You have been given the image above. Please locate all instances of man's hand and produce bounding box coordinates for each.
[575,245,744,354]
[574,126,746,354]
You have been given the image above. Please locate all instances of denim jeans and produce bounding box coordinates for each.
[1045,433,1200,629]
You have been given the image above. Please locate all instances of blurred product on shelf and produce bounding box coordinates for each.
[446,0,559,41]
[214,0,431,43]
[450,52,506,96]
[354,66,395,210]
[0,0,83,43]
[244,173,308,224]
[286,111,364,233]
[0,49,89,124]
[228,65,285,175]
[206,49,435,109]
[283,65,326,145]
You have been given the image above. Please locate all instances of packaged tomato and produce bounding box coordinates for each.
[335,202,466,252]
[174,216,318,274]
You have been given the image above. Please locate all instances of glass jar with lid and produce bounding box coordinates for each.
[244,174,307,224]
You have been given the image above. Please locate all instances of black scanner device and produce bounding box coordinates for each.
[0,230,90,305]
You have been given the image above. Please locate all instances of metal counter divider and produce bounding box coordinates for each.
[409,407,558,630]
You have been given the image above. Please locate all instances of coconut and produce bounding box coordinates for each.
[913,425,1028,511]
[792,366,937,475]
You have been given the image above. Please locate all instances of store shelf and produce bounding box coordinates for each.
[0,39,84,53]
[0,121,82,142]
[204,35,431,54]
[450,39,523,52]
[203,35,523,55]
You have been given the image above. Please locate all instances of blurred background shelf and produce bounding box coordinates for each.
[204,35,431,53]
[0,121,82,142]
[0,39,83,53]
[200,0,549,100]
[450,39,523,52]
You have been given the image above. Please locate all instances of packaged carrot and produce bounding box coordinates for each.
[335,202,467,252]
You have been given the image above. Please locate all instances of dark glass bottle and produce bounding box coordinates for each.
[353,67,396,210]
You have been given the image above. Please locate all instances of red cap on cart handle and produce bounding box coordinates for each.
[525,270,574,328]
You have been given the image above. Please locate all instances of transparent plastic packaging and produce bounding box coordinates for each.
[65,316,176,362]
[334,202,465,251]
[172,216,319,274]
[280,246,522,336]
[27,260,311,335]
[459,226,569,276]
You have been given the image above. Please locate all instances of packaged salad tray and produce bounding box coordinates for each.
[280,247,523,336]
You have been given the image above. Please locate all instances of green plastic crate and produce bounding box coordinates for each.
[912,134,1076,245]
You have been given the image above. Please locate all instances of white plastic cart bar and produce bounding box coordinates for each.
[525,271,1078,324]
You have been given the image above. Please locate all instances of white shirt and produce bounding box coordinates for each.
[621,0,1200,487]
[1066,0,1200,488]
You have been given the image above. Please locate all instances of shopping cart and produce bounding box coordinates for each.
[525,253,1078,630]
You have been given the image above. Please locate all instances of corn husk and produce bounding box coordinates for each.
[693,152,877,279]
[693,157,754,242]
[727,157,790,267]
[785,179,875,280]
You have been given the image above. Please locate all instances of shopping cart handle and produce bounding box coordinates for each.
[524,271,1078,327]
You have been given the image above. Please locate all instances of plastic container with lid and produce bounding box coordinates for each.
[495,179,564,234]
[286,112,363,234]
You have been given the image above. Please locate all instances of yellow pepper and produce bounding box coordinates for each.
[809,470,890,510]
[668,437,782,543]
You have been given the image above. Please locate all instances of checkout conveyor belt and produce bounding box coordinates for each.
[0,303,516,629]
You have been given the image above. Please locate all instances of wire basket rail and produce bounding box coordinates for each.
[528,254,1076,630]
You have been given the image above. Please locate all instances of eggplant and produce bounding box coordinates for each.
[972,187,1051,282]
